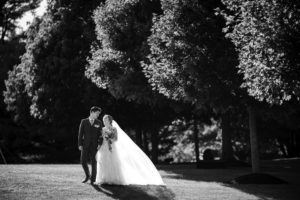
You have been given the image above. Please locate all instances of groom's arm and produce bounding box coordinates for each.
[78,119,84,149]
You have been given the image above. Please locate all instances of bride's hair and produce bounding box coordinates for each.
[103,114,113,124]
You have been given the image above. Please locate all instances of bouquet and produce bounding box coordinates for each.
[104,128,114,152]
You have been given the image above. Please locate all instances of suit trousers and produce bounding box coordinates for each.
[80,145,97,182]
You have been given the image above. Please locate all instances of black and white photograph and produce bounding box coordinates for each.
[0,0,300,199]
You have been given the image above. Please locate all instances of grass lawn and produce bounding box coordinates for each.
[1,159,300,200]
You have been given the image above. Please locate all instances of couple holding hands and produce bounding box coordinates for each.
[78,106,164,186]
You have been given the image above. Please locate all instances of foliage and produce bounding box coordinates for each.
[3,0,109,162]
[87,0,163,105]
[5,0,104,122]
[2,0,299,164]
[87,0,194,163]
[142,0,248,163]
[221,0,300,105]
[0,0,42,162]
[143,0,241,111]
[0,0,42,42]
[164,118,221,163]
[0,37,26,118]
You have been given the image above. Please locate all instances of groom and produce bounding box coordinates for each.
[78,106,103,185]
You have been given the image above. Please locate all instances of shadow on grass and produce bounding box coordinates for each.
[162,164,251,182]
[165,169,297,200]
[92,184,175,200]
[162,159,300,200]
[221,159,300,200]
[223,183,300,200]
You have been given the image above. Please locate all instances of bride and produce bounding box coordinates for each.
[95,114,165,185]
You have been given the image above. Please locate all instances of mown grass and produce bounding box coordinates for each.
[1,159,300,200]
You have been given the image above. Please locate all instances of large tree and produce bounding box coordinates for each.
[221,0,300,105]
[221,0,300,173]
[0,0,43,163]
[0,36,28,163]
[3,0,111,162]
[87,0,180,163]
[142,0,243,162]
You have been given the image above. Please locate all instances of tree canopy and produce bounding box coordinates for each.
[87,0,164,105]
[142,0,242,112]
[221,0,300,105]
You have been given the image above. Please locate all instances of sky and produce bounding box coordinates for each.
[16,0,48,34]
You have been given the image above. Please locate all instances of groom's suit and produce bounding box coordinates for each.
[78,118,103,182]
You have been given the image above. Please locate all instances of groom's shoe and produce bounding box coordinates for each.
[90,178,96,185]
[81,177,89,183]
[90,181,95,185]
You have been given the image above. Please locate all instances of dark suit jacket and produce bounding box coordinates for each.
[78,118,103,149]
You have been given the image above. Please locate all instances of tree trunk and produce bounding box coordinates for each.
[277,138,288,157]
[1,16,8,43]
[193,118,200,165]
[1,26,7,43]
[221,112,234,162]
[295,133,300,157]
[0,146,7,164]
[248,105,260,173]
[287,131,297,157]
[135,127,143,149]
[143,131,150,156]
[151,129,159,164]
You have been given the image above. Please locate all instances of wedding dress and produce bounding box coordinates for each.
[95,120,165,185]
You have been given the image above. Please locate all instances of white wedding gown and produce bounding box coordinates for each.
[95,120,165,185]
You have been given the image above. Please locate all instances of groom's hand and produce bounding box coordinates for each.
[78,146,83,151]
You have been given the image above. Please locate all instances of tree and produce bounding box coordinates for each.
[87,0,161,104]
[0,0,42,43]
[142,0,242,162]
[0,36,29,163]
[258,102,300,158]
[0,37,26,119]
[0,0,42,163]
[221,0,300,173]
[164,117,221,163]
[221,0,300,105]
[87,0,180,163]
[3,0,111,162]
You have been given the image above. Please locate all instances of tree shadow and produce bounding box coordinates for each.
[162,164,251,182]
[221,159,300,200]
[222,183,300,200]
[92,184,175,200]
[162,160,300,200]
